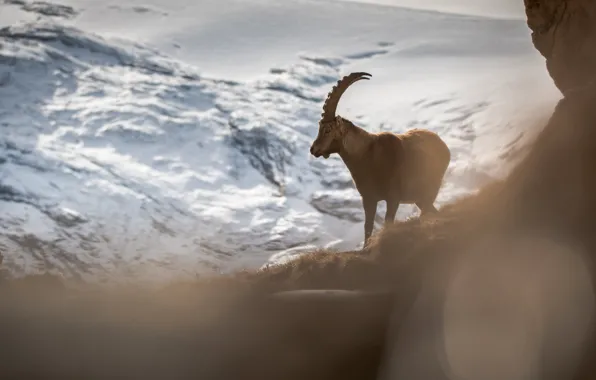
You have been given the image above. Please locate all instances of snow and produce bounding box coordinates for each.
[0,0,561,282]
[339,0,525,19]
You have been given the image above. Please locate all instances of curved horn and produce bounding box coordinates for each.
[321,72,371,122]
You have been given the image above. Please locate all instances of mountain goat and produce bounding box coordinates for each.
[309,72,451,247]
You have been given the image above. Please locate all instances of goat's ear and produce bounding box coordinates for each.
[334,116,343,132]
[336,116,351,131]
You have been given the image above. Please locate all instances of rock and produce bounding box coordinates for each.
[524,0,596,93]
[310,190,365,222]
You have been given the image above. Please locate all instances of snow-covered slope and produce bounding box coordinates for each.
[0,0,560,282]
[339,0,525,19]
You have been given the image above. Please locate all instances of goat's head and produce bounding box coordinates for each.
[310,72,371,159]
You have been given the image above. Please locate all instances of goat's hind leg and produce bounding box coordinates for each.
[416,201,438,217]
[416,184,440,218]
[362,197,378,248]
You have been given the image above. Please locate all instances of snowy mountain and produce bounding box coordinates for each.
[0,0,560,282]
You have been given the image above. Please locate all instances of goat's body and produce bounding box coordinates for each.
[336,124,451,246]
[339,127,450,206]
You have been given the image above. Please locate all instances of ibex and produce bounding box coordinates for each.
[309,72,451,247]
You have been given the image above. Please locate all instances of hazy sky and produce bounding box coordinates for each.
[340,0,525,19]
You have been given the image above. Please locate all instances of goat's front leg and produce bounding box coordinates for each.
[385,199,400,226]
[362,197,377,248]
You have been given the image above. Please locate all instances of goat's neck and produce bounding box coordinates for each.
[339,119,374,162]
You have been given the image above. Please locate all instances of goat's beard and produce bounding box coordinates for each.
[323,154,330,159]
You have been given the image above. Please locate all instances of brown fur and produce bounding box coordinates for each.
[310,74,451,246]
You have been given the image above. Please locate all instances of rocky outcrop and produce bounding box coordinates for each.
[524,0,596,93]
